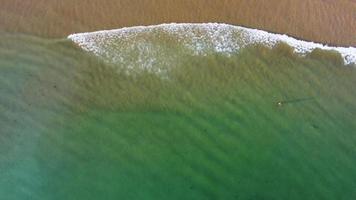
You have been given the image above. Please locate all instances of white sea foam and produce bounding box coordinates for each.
[68,23,356,71]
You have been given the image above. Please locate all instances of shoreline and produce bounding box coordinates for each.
[68,23,356,66]
[1,0,355,46]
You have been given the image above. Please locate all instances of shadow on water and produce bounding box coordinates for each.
[276,97,316,107]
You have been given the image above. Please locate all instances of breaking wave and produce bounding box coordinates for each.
[68,23,356,72]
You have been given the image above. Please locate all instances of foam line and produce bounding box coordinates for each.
[68,23,356,65]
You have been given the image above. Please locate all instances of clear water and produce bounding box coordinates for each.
[0,28,356,200]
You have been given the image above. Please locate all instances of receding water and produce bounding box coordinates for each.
[0,28,356,200]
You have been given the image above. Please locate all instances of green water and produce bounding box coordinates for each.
[1,33,356,200]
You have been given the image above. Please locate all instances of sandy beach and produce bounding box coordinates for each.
[0,0,355,46]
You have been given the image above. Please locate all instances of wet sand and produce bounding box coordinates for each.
[0,0,355,46]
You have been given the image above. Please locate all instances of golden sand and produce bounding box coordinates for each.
[0,0,355,46]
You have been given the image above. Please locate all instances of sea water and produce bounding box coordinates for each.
[0,24,356,200]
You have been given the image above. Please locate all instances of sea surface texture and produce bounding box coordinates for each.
[1,23,356,200]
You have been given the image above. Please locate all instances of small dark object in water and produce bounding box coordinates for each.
[276,97,315,107]
[312,124,319,129]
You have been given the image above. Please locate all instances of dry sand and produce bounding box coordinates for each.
[0,0,355,46]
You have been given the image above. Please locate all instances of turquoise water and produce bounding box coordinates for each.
[0,30,356,200]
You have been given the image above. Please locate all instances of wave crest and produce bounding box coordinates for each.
[68,23,356,72]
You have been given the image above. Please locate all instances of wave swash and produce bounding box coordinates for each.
[68,23,356,73]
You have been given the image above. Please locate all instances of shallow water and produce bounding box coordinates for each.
[0,28,356,200]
